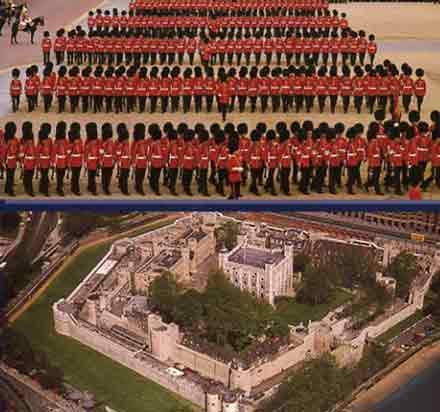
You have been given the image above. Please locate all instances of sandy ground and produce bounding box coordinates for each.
[0,3,439,200]
[347,340,440,412]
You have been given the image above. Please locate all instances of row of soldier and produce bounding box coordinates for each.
[11,63,426,116]
[1,112,439,198]
[126,0,330,14]
[44,28,377,67]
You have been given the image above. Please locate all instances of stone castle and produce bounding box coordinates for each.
[53,213,438,412]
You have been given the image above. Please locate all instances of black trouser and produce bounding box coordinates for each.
[369,53,375,66]
[194,95,202,113]
[57,95,66,113]
[255,52,262,65]
[359,52,366,66]
[101,167,113,194]
[230,181,240,199]
[11,96,20,112]
[367,95,376,113]
[126,96,135,113]
[43,51,50,65]
[198,168,209,195]
[260,95,269,113]
[23,169,34,195]
[119,168,129,194]
[182,168,193,194]
[318,95,326,113]
[329,95,337,113]
[81,95,90,113]
[219,102,227,121]
[39,168,49,195]
[250,96,257,112]
[87,169,97,194]
[250,168,260,194]
[265,168,277,194]
[105,96,113,113]
[56,168,65,194]
[354,163,362,187]
[115,96,124,113]
[265,52,272,64]
[346,166,356,193]
[135,168,146,194]
[209,161,217,184]
[354,96,362,113]
[409,165,419,186]
[5,168,15,195]
[393,166,403,194]
[171,96,180,112]
[331,53,338,65]
[183,95,191,113]
[282,95,291,113]
[70,96,79,113]
[305,95,314,112]
[93,96,102,113]
[378,95,388,111]
[299,166,311,194]
[322,53,329,65]
[217,168,227,195]
[150,96,158,113]
[419,161,427,182]
[168,168,178,194]
[329,166,338,193]
[365,166,381,193]
[238,95,246,112]
[402,94,412,112]
[295,95,304,112]
[55,51,64,65]
[150,166,162,194]
[312,165,326,192]
[416,96,424,112]
[71,167,81,194]
[26,95,36,112]
[272,95,281,112]
[280,167,291,194]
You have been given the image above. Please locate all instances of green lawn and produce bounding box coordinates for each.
[12,220,194,412]
[274,289,353,326]
[377,310,424,343]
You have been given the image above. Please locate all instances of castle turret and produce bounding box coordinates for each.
[222,393,239,412]
[206,387,221,412]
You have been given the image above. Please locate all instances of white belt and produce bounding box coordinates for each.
[88,156,98,160]
[282,156,290,159]
[56,155,66,158]
[373,155,380,158]
[25,156,34,160]
[40,156,50,159]
[137,156,146,159]
[71,154,81,157]
[348,154,357,157]
[419,148,428,152]
[152,155,162,159]
[121,156,130,159]
[201,156,208,160]
[409,154,417,157]
[7,156,16,160]
[104,154,113,158]
[169,155,178,159]
[184,156,193,160]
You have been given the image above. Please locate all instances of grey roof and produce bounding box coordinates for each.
[186,229,207,242]
[151,249,181,268]
[228,247,284,268]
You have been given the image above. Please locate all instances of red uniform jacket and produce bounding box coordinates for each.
[37,140,52,169]
[101,140,115,168]
[52,139,69,169]
[5,138,20,169]
[84,140,100,170]
[367,139,381,168]
[10,79,22,97]
[227,153,242,183]
[22,141,37,170]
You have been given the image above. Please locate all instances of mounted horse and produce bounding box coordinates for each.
[11,15,44,44]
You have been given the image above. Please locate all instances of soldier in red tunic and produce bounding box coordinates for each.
[216,73,231,122]
[84,123,100,196]
[364,124,383,195]
[52,122,68,196]
[100,123,115,195]
[3,122,20,197]
[131,123,148,195]
[181,129,197,196]
[36,123,52,196]
[197,129,210,196]
[279,129,292,196]
[215,131,228,196]
[41,67,54,113]
[227,136,243,200]
[25,67,37,112]
[345,128,358,195]
[401,65,414,113]
[68,123,83,196]
[327,130,340,195]
[148,126,164,196]
[115,123,131,196]
[367,34,377,66]
[21,122,36,197]
[41,31,52,65]
[414,68,427,113]
[388,127,406,195]
[264,130,279,196]
[56,66,68,113]
[421,129,440,191]
[10,68,22,113]
[54,29,66,65]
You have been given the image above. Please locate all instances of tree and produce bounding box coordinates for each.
[214,221,239,251]
[297,264,334,305]
[385,252,421,300]
[148,272,179,323]
[39,366,64,391]
[173,289,204,329]
[293,253,311,273]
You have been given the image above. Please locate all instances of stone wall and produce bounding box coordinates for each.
[53,302,206,408]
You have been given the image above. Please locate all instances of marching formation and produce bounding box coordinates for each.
[10,62,426,118]
[0,111,439,198]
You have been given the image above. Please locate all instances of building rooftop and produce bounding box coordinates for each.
[150,249,182,269]
[186,229,207,242]
[228,247,284,269]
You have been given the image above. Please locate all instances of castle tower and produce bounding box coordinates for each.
[206,387,221,412]
[222,393,239,412]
